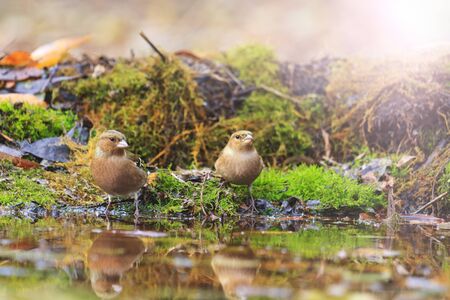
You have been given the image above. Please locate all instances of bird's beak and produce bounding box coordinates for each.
[243,135,254,142]
[117,140,129,148]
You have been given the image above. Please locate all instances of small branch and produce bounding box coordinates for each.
[258,84,302,105]
[222,65,245,89]
[199,173,208,216]
[419,138,448,170]
[40,66,58,93]
[139,31,167,62]
[413,192,448,214]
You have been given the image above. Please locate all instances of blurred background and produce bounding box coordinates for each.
[1,0,450,62]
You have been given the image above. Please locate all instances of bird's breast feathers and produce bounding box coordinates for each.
[216,146,263,185]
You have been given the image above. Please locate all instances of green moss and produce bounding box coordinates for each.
[61,58,206,167]
[252,165,384,209]
[64,61,148,110]
[438,162,450,197]
[0,102,76,142]
[146,170,238,216]
[144,165,383,216]
[206,44,314,166]
[0,161,56,207]
[225,44,281,87]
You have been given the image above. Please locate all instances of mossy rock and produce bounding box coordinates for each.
[57,44,318,168]
[143,165,384,217]
[329,58,450,159]
[252,165,384,210]
[59,57,208,167]
[206,44,318,166]
[0,161,56,207]
[0,102,76,142]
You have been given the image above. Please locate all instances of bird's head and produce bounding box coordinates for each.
[95,130,128,157]
[227,130,255,151]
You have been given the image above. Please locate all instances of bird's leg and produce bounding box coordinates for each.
[247,184,258,214]
[134,192,140,220]
[106,195,112,213]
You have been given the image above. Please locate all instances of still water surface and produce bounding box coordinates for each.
[0,216,448,299]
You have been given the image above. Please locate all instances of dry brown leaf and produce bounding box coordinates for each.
[0,51,37,67]
[31,35,91,68]
[0,153,40,169]
[396,155,416,168]
[147,172,158,186]
[0,93,47,107]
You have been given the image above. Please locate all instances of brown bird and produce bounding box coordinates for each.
[214,130,264,213]
[90,130,147,218]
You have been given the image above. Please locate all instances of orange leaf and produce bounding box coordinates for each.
[0,93,47,107]
[0,153,40,169]
[31,35,91,68]
[147,173,158,186]
[0,51,37,67]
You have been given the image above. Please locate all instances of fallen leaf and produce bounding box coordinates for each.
[31,35,91,68]
[0,51,36,67]
[0,67,43,81]
[147,172,158,186]
[358,212,377,221]
[396,155,416,168]
[0,144,23,157]
[0,93,47,107]
[13,75,81,94]
[0,152,40,169]
[21,137,70,162]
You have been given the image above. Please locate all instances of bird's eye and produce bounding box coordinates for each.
[235,135,241,140]
[109,137,116,142]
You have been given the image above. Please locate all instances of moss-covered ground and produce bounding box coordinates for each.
[0,161,56,207]
[16,44,450,216]
[0,102,76,142]
[137,164,383,217]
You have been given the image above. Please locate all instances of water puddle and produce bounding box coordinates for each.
[0,217,448,299]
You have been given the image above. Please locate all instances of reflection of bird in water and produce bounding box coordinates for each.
[211,245,260,299]
[87,231,146,299]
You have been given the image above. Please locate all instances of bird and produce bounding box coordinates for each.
[214,130,264,213]
[90,130,147,218]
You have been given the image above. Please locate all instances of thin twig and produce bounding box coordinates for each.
[221,65,245,89]
[139,31,167,62]
[40,66,58,93]
[199,173,208,217]
[148,130,193,165]
[413,192,448,214]
[258,84,302,105]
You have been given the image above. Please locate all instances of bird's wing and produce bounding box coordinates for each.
[122,158,147,186]
[259,155,265,171]
[214,151,224,171]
